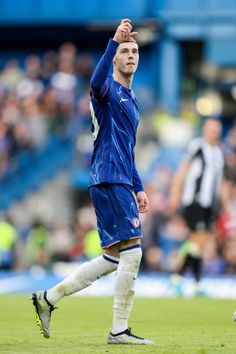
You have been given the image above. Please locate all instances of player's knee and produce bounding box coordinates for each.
[120,246,142,272]
[102,244,120,258]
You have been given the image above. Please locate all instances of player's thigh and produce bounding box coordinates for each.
[183,204,209,232]
[190,230,209,250]
[89,184,116,245]
[90,183,142,251]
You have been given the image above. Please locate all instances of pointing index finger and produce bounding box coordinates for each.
[121,18,131,24]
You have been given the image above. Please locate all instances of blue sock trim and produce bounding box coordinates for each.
[103,254,119,264]
[119,244,141,253]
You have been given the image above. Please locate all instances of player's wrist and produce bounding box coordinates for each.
[112,35,121,44]
[135,189,145,196]
[110,38,120,47]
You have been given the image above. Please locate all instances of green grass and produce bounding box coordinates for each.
[1,295,236,353]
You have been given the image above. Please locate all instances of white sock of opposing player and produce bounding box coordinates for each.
[111,245,142,334]
[46,254,119,305]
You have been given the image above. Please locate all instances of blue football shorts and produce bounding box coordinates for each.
[89,183,142,248]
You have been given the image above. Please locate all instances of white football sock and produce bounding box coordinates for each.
[111,245,142,334]
[46,254,119,305]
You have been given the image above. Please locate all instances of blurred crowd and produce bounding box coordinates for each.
[0,42,93,179]
[0,43,236,278]
[1,121,236,276]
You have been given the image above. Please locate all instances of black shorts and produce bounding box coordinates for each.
[182,203,214,232]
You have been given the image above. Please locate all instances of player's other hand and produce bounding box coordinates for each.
[113,18,138,44]
[136,191,149,213]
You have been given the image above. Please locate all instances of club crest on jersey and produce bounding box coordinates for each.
[132,217,140,228]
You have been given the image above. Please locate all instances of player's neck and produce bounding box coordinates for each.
[113,72,133,89]
[204,137,219,146]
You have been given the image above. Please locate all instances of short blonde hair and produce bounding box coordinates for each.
[121,37,138,45]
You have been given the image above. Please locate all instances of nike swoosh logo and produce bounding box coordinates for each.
[120,98,129,102]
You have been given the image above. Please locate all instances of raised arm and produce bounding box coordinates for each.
[90,19,137,98]
[90,39,118,98]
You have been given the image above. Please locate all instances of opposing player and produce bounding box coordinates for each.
[168,118,225,294]
[32,19,154,345]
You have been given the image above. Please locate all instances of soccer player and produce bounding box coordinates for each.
[168,118,226,294]
[32,19,154,345]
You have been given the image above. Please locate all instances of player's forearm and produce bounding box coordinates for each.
[170,172,185,199]
[170,162,189,200]
[132,165,144,194]
[168,168,187,212]
[90,39,119,92]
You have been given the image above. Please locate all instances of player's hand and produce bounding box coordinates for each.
[136,191,149,213]
[113,19,138,44]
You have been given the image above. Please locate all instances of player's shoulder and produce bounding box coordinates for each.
[187,137,203,151]
[90,75,113,102]
[183,137,203,160]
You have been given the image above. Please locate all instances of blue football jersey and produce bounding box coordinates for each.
[89,39,143,194]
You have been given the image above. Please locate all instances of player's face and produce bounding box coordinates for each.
[113,42,139,76]
[203,119,222,143]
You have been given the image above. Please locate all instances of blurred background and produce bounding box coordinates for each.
[0,0,236,297]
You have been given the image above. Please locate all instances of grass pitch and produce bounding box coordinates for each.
[1,295,236,353]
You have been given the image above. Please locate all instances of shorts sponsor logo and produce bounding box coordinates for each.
[132,217,140,228]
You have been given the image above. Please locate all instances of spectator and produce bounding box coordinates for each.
[26,220,52,269]
[0,216,18,270]
[50,221,74,262]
